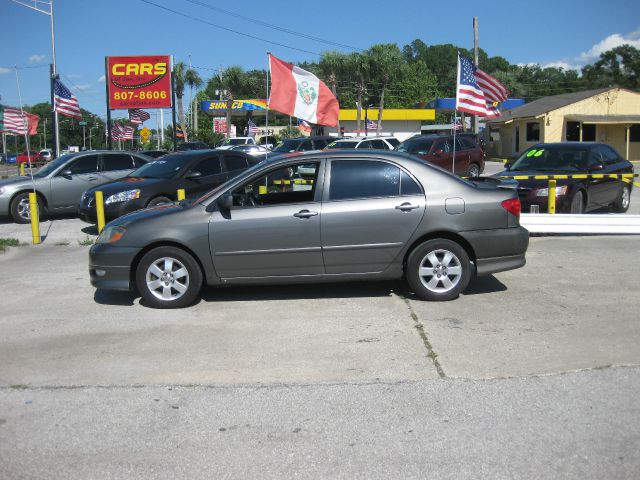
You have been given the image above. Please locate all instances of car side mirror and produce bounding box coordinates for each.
[186,170,202,180]
[215,194,233,212]
[60,169,73,179]
[504,162,512,171]
[588,162,604,172]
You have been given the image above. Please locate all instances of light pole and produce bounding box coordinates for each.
[11,0,59,158]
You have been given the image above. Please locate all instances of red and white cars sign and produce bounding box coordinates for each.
[106,55,172,110]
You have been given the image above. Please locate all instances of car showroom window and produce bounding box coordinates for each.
[224,155,248,172]
[629,124,640,142]
[231,163,319,207]
[192,156,222,176]
[102,154,134,171]
[329,160,400,201]
[68,155,98,174]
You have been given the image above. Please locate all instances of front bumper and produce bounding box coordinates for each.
[89,243,140,291]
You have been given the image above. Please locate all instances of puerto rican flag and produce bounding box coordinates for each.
[268,54,339,127]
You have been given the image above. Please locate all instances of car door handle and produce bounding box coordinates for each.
[88,176,98,181]
[293,209,318,218]
[395,202,420,212]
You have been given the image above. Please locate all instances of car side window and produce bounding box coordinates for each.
[400,171,423,195]
[370,140,388,150]
[102,153,134,171]
[67,155,98,175]
[455,138,467,151]
[329,160,400,201]
[191,156,222,177]
[231,162,319,207]
[133,155,147,168]
[299,140,313,151]
[589,148,604,166]
[313,139,328,149]
[600,145,620,165]
[223,155,248,172]
[357,141,373,149]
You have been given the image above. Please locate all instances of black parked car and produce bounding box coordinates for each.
[177,141,209,151]
[141,150,168,158]
[497,142,634,213]
[272,136,334,153]
[78,150,257,222]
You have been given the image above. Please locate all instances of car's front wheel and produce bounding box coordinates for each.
[10,192,44,224]
[405,239,471,301]
[136,246,203,308]
[146,196,173,208]
[467,163,481,177]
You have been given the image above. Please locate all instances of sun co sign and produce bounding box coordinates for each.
[106,55,172,109]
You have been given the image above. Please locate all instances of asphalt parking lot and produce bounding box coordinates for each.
[0,212,639,477]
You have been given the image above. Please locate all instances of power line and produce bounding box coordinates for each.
[182,0,362,52]
[140,0,321,56]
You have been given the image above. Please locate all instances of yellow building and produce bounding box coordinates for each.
[487,88,640,160]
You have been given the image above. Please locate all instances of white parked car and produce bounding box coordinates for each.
[325,136,400,150]
[216,137,256,150]
[39,149,53,162]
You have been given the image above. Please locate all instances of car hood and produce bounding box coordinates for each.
[0,175,42,189]
[109,201,186,227]
[84,177,167,195]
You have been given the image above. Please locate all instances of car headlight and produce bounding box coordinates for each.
[104,189,140,205]
[0,187,6,195]
[535,185,568,197]
[96,225,126,244]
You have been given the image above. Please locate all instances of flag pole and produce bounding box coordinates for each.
[265,52,271,162]
[453,53,460,175]
[14,67,35,185]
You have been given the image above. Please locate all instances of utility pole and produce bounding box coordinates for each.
[472,16,479,134]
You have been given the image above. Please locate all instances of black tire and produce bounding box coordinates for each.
[146,196,173,208]
[136,246,203,309]
[405,239,471,301]
[10,192,43,224]
[569,190,584,214]
[467,163,481,177]
[612,184,631,213]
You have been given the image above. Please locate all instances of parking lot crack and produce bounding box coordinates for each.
[401,297,446,378]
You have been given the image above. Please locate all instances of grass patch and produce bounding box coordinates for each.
[55,241,70,246]
[0,237,20,253]
[78,236,94,246]
[10,384,28,390]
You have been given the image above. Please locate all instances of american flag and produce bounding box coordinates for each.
[247,119,261,133]
[456,55,509,118]
[54,79,81,119]
[111,123,134,140]
[366,119,378,130]
[297,118,311,133]
[128,108,150,124]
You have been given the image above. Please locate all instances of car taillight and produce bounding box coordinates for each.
[501,197,521,218]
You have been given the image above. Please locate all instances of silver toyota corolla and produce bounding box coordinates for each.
[89,150,529,308]
[0,151,150,223]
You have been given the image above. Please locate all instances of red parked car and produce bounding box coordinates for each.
[16,150,43,166]
[395,134,485,177]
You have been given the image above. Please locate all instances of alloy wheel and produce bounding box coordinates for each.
[418,249,463,294]
[145,257,190,301]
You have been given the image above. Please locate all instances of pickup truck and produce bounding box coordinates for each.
[16,150,43,166]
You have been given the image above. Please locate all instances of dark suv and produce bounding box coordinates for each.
[396,135,485,177]
[272,136,334,153]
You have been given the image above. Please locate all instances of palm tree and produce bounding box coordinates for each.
[368,44,403,134]
[347,53,369,136]
[185,68,203,137]
[172,62,190,142]
[319,51,346,132]
[216,66,247,138]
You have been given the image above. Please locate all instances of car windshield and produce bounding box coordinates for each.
[510,146,589,172]
[220,138,247,146]
[326,141,358,149]
[396,139,434,154]
[32,154,76,178]
[128,154,192,179]
[273,140,301,152]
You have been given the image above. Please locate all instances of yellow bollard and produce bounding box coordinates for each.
[20,163,25,176]
[95,191,105,233]
[548,179,556,214]
[177,189,186,201]
[28,192,40,245]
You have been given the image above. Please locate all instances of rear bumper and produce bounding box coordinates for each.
[89,244,140,291]
[461,226,529,275]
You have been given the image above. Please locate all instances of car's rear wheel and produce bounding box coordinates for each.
[146,196,172,208]
[406,239,471,301]
[612,184,631,213]
[467,163,481,177]
[136,246,203,309]
[10,192,44,224]
[569,190,584,214]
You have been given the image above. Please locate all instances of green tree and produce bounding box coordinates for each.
[319,51,347,131]
[366,44,404,133]
[173,62,202,142]
[582,44,640,90]
[185,67,203,137]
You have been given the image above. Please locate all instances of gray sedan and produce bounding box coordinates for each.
[0,151,150,223]
[89,150,529,308]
